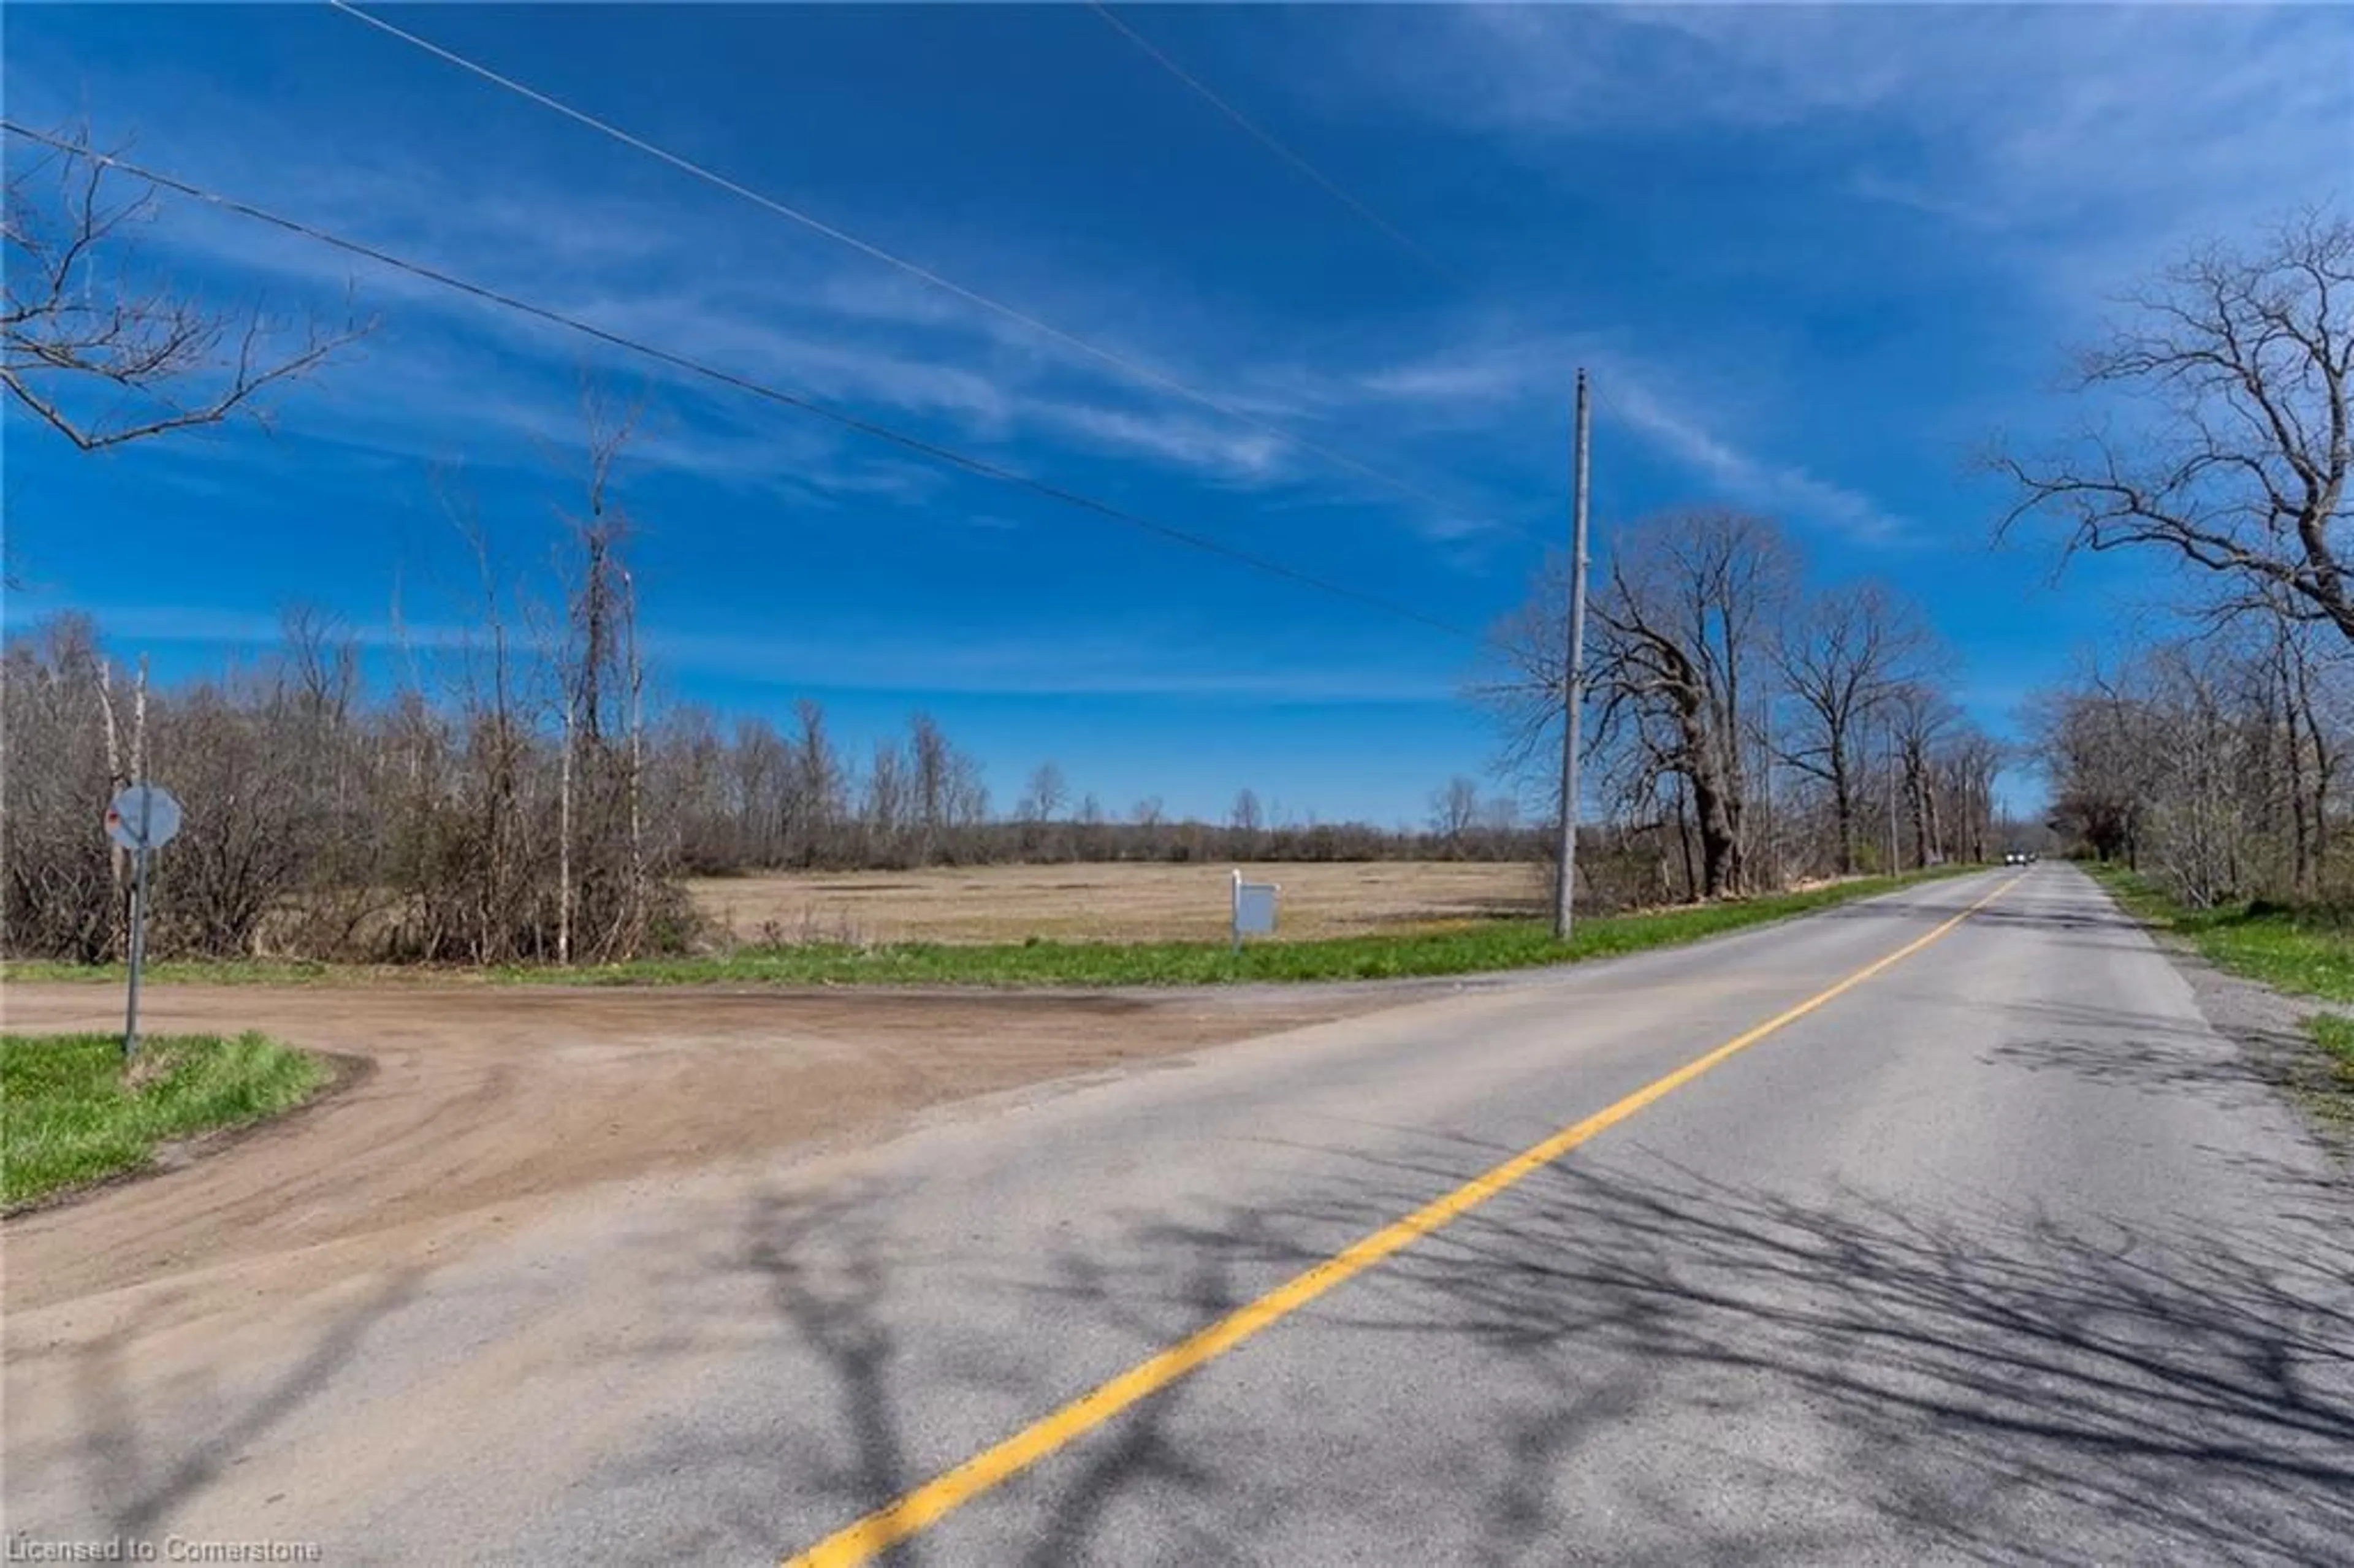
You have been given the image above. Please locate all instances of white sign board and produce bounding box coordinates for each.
[1231,869,1279,949]
[107,785,184,851]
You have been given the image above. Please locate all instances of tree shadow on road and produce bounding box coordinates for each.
[741,1125,2354,1564]
[1811,895,2154,956]
[1222,1141,2354,1563]
[1979,995,2309,1107]
[11,1265,427,1541]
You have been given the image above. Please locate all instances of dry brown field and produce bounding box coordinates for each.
[686,859,1548,945]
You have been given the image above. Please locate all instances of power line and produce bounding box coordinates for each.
[2,121,1472,642]
[1078,9,1620,573]
[1073,5,1569,558]
[1086,2,1460,286]
[327,0,1489,528]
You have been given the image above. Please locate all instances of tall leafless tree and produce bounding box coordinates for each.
[1582,511,1796,899]
[1228,787,1263,858]
[1775,580,1924,873]
[1019,761,1067,822]
[554,386,653,961]
[1016,759,1069,859]
[2032,660,2173,872]
[1,615,121,959]
[1996,208,2352,640]
[789,698,845,867]
[2264,614,2341,895]
[863,737,908,867]
[1886,680,1960,871]
[1430,775,1480,849]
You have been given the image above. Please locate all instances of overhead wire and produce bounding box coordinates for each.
[1,121,1472,642]
[1085,2,1461,286]
[1079,4,1573,559]
[326,0,1498,533]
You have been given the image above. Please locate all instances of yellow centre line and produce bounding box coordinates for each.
[783,873,2020,1567]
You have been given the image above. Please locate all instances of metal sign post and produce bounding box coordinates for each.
[106,784,184,1064]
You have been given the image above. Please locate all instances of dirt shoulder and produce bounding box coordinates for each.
[0,981,1395,1314]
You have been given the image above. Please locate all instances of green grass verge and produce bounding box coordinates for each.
[1,1032,327,1209]
[0,957,355,987]
[2304,1014,2354,1095]
[2083,863,2354,1004]
[2,866,1982,991]
[2085,862,2354,1112]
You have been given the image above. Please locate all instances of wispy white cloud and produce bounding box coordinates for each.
[1357,337,1564,408]
[1037,403,1286,482]
[1355,333,1905,542]
[1601,373,1905,544]
[27,38,1936,557]
[1840,170,2003,233]
[1368,4,2351,299]
[127,154,1407,512]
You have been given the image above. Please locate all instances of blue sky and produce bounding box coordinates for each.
[4,2,2350,826]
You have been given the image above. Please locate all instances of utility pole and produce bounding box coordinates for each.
[1553,369,1592,940]
[1886,720,1900,873]
[1756,684,1777,890]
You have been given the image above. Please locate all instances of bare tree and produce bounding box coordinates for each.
[546,385,656,961]
[1,615,122,959]
[2030,663,2171,869]
[1019,761,1068,823]
[729,716,790,866]
[1930,726,2004,867]
[1074,790,1108,860]
[1997,209,2352,640]
[1886,681,1959,870]
[1130,795,1167,859]
[446,474,536,962]
[2266,614,2341,895]
[1582,511,1796,898]
[790,698,845,867]
[863,738,908,867]
[1775,581,1923,873]
[3,123,368,452]
[1016,759,1069,860]
[1430,775,1480,848]
[1229,787,1263,835]
[908,712,952,863]
[1482,512,1843,899]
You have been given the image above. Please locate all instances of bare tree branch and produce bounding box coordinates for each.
[1996,207,2353,642]
[2,121,372,452]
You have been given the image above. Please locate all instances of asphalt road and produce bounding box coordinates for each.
[8,866,2352,1564]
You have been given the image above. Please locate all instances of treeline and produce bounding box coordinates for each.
[0,608,1537,965]
[5,509,2013,966]
[656,711,1538,875]
[2034,622,2345,907]
[1485,508,2006,902]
